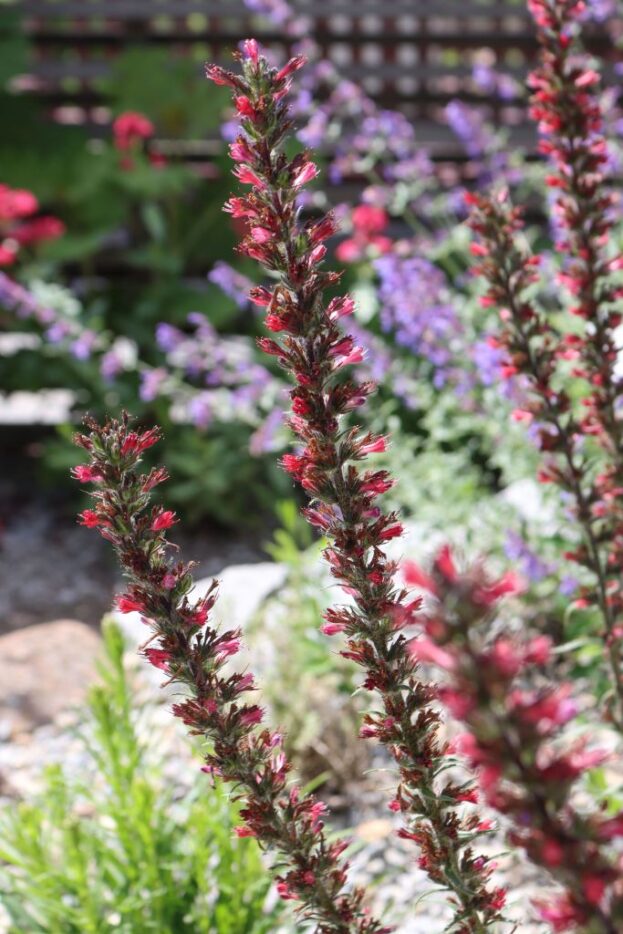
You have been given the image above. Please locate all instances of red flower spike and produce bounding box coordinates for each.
[221,42,502,932]
[467,0,623,730]
[72,413,388,934]
[415,546,623,929]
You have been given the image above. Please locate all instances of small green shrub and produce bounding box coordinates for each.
[0,621,285,934]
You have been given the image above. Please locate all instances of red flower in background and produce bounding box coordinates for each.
[336,203,392,263]
[12,216,65,247]
[0,185,38,221]
[0,183,65,266]
[112,111,155,151]
[112,111,165,171]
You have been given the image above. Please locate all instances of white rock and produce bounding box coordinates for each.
[0,389,75,424]
[112,562,288,688]
[498,477,555,527]
[211,561,287,630]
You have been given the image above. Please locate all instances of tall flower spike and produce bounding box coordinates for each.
[73,414,390,934]
[467,0,623,730]
[407,548,623,933]
[209,41,505,931]
[531,1,623,427]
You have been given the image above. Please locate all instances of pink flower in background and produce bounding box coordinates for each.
[112,111,155,151]
[336,203,392,263]
[0,183,64,265]
[351,204,388,235]
[0,185,38,220]
[12,216,65,246]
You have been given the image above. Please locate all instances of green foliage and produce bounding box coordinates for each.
[164,425,291,528]
[0,28,260,523]
[0,621,284,934]
[100,49,230,139]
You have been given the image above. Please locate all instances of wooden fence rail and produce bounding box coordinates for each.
[15,0,621,158]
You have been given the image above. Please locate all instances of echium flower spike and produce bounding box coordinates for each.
[530,0,623,485]
[467,0,623,727]
[404,547,623,933]
[73,413,390,934]
[209,41,506,931]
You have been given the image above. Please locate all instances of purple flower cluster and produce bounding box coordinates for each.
[242,0,306,34]
[472,64,520,100]
[504,531,556,583]
[0,272,100,362]
[445,101,500,161]
[584,0,618,21]
[145,312,284,434]
[472,337,505,387]
[374,254,460,388]
[1,272,282,447]
[445,100,519,191]
[207,261,255,310]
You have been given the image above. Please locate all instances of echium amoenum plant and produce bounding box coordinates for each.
[467,0,623,727]
[403,550,623,932]
[74,416,389,934]
[206,40,506,931]
[74,25,623,934]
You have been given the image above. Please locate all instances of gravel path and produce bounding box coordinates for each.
[0,497,265,634]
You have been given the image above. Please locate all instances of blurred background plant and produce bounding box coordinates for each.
[5,0,619,529]
[2,2,623,929]
[1,0,619,681]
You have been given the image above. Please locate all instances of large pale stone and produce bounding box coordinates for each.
[0,619,100,737]
[113,562,288,686]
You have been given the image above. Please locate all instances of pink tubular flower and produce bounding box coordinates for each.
[78,509,102,528]
[0,185,38,221]
[321,622,347,636]
[327,296,355,320]
[234,95,257,119]
[120,428,160,456]
[359,435,388,456]
[233,165,265,188]
[239,706,263,727]
[336,203,391,263]
[74,413,388,934]
[214,43,504,932]
[216,637,241,658]
[473,571,524,606]
[71,464,101,483]
[116,594,144,614]
[229,138,254,163]
[0,244,17,266]
[250,226,272,243]
[13,215,65,245]
[0,184,64,266]
[292,161,318,189]
[144,648,172,671]
[150,509,177,531]
[403,561,436,594]
[242,39,259,64]
[351,205,388,236]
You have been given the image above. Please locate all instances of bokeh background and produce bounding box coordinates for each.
[1,4,623,930]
